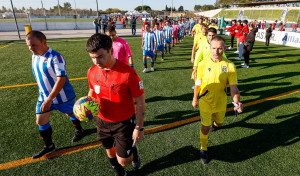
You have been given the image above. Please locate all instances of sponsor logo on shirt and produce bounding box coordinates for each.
[139,81,144,90]
[94,85,100,94]
[222,66,227,72]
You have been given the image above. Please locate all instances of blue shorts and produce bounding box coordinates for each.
[143,50,155,58]
[164,38,172,44]
[156,44,164,51]
[36,98,75,115]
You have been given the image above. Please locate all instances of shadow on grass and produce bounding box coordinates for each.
[145,110,199,127]
[146,93,193,103]
[128,145,199,176]
[209,97,300,163]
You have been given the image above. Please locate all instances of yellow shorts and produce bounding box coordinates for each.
[200,111,226,126]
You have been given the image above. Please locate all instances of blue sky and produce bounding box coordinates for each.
[1,0,215,11]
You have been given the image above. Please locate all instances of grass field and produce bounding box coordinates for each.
[0,34,300,176]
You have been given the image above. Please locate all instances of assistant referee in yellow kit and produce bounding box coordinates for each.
[192,36,243,164]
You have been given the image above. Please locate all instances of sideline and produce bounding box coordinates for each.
[0,77,88,90]
[0,43,14,49]
[1,88,300,170]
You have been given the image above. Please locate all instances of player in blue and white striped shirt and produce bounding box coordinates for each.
[154,23,165,61]
[142,23,157,72]
[163,21,173,54]
[26,31,84,159]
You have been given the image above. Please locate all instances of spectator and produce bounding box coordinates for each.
[265,24,272,46]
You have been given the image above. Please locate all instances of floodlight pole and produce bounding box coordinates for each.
[171,0,173,18]
[74,0,79,30]
[96,0,99,20]
[41,0,48,30]
[58,0,61,16]
[10,0,21,40]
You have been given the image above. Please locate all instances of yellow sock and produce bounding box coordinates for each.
[214,121,219,127]
[200,130,209,151]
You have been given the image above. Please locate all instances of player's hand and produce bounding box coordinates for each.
[153,49,157,53]
[132,128,144,144]
[234,102,243,113]
[191,57,194,64]
[191,70,196,80]
[40,99,52,112]
[192,99,198,108]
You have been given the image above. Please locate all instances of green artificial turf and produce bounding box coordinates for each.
[0,35,300,175]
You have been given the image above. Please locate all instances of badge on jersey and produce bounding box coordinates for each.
[94,85,100,94]
[139,81,144,90]
[222,66,227,72]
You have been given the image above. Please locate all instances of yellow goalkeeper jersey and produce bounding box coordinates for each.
[196,57,237,113]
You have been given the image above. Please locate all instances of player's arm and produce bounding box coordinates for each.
[192,79,201,108]
[88,88,94,97]
[41,76,66,112]
[230,85,243,113]
[133,94,145,143]
[153,41,157,53]
[191,43,197,63]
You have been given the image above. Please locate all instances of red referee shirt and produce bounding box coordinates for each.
[88,60,144,122]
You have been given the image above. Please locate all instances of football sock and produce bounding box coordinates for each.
[213,121,220,127]
[200,130,208,151]
[151,60,154,67]
[108,157,125,176]
[39,123,53,147]
[168,46,171,53]
[71,118,82,131]
[143,60,147,68]
[161,53,164,59]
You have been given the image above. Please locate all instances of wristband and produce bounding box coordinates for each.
[135,127,144,131]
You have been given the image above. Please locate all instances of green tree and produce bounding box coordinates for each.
[178,6,184,12]
[63,2,72,11]
[202,5,215,11]
[194,5,202,11]
[134,5,151,12]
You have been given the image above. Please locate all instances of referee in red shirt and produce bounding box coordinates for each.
[86,34,145,176]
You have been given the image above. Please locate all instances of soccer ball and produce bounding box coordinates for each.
[73,96,100,121]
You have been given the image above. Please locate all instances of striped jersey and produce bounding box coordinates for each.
[32,48,75,104]
[163,26,173,39]
[142,31,157,51]
[154,29,165,45]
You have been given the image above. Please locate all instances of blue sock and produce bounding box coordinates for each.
[39,122,51,131]
[151,60,155,63]
[143,60,147,64]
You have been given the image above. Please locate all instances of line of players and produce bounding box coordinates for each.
[140,19,191,72]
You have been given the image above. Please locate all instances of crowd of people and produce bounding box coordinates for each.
[25,13,298,175]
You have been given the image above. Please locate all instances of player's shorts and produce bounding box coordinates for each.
[96,114,136,158]
[200,111,226,126]
[36,98,75,115]
[156,44,164,51]
[143,50,155,58]
[164,38,172,44]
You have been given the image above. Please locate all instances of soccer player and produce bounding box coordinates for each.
[154,23,166,61]
[234,20,243,54]
[265,24,273,46]
[224,19,237,50]
[192,18,204,44]
[208,20,219,30]
[191,25,208,64]
[235,20,249,61]
[86,34,145,176]
[292,22,297,32]
[241,24,258,68]
[142,23,157,72]
[163,21,173,54]
[26,31,84,159]
[131,16,137,35]
[172,21,179,47]
[105,25,134,68]
[192,36,243,164]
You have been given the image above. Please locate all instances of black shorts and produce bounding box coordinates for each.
[96,115,136,158]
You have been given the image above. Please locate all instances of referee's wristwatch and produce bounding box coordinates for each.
[135,127,144,131]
